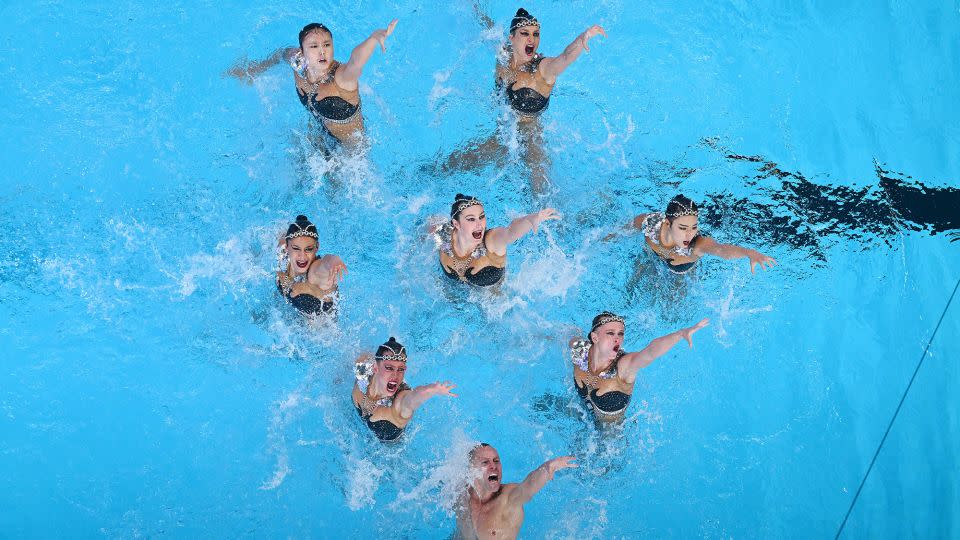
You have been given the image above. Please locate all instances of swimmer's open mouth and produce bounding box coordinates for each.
[524,44,534,55]
[386,381,399,393]
[613,345,620,352]
[472,231,483,240]
[487,474,499,482]
[296,260,309,268]
[682,241,690,247]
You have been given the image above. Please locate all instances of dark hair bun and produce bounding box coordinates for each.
[515,8,530,17]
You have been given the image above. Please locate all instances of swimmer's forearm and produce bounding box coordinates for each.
[505,214,537,242]
[228,48,292,80]
[705,241,754,260]
[513,463,553,503]
[342,32,385,80]
[625,330,686,372]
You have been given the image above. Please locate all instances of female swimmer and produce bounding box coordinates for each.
[435,193,559,287]
[625,194,777,274]
[276,215,347,315]
[569,312,709,421]
[352,337,457,441]
[227,20,397,145]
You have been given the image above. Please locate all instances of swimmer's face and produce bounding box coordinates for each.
[590,321,625,358]
[300,29,334,72]
[286,236,319,275]
[372,358,407,396]
[453,205,487,245]
[510,25,541,62]
[471,446,502,493]
[667,215,699,248]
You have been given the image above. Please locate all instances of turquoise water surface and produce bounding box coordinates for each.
[1,1,958,538]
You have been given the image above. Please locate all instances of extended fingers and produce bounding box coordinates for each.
[386,18,398,36]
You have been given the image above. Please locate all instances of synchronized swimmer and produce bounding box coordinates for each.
[248,7,779,537]
[351,337,457,441]
[276,215,346,315]
[435,194,559,287]
[227,19,397,147]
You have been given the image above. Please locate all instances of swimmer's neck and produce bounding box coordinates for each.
[452,229,481,257]
[658,221,677,248]
[587,345,616,374]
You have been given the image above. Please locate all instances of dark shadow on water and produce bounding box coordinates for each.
[702,140,960,258]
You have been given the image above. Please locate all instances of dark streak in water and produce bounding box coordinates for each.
[693,141,960,261]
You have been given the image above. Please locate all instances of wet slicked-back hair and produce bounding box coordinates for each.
[299,23,332,47]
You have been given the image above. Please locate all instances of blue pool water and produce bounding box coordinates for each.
[2,1,958,538]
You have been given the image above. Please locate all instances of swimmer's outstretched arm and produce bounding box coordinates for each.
[539,25,607,83]
[485,208,561,254]
[337,19,399,86]
[395,382,457,419]
[693,237,777,273]
[224,47,299,83]
[508,455,578,505]
[618,319,710,383]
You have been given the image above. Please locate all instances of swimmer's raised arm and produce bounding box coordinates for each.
[485,208,560,253]
[338,19,399,86]
[508,455,577,506]
[617,319,709,383]
[395,382,457,419]
[693,237,777,274]
[539,25,606,83]
[224,47,299,83]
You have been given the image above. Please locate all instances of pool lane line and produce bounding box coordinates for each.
[835,277,960,539]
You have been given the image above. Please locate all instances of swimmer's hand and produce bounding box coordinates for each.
[328,258,348,282]
[530,208,561,233]
[372,19,399,53]
[426,381,458,398]
[544,455,578,479]
[748,251,777,274]
[579,25,607,53]
[224,57,255,85]
[681,318,710,347]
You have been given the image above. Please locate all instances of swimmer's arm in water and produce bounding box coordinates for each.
[338,19,399,88]
[618,319,710,383]
[603,213,649,242]
[509,455,578,505]
[309,254,348,283]
[224,47,299,83]
[395,382,457,419]
[485,208,561,254]
[693,236,777,273]
[539,25,607,84]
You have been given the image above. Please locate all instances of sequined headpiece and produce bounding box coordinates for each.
[665,195,699,219]
[285,215,319,240]
[590,312,625,333]
[450,194,483,219]
[510,8,539,32]
[374,337,408,363]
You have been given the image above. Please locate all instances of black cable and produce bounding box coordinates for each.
[835,277,960,539]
